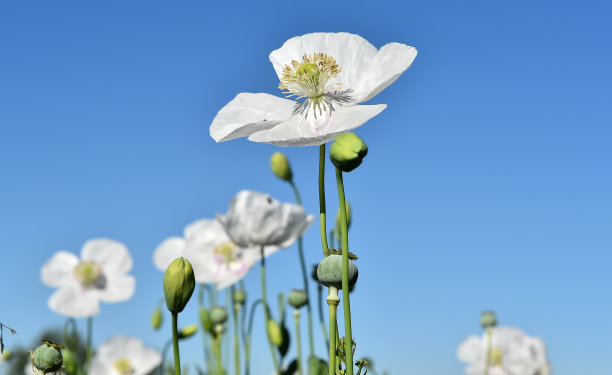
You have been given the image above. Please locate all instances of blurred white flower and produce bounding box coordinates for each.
[210,32,417,146]
[40,239,135,318]
[154,219,273,290]
[216,190,314,248]
[89,336,161,375]
[457,326,552,375]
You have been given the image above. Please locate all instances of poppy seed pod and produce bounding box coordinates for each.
[31,342,63,374]
[480,311,497,328]
[210,306,228,325]
[163,257,196,314]
[233,289,247,305]
[270,152,293,181]
[288,289,308,309]
[317,254,358,289]
[329,132,368,172]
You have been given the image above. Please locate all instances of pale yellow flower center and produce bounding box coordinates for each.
[489,348,503,367]
[73,261,103,288]
[279,53,343,100]
[114,357,134,374]
[213,241,239,264]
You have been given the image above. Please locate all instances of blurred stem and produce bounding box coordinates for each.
[289,179,316,359]
[62,318,77,350]
[159,338,172,375]
[214,325,223,375]
[231,286,241,375]
[84,316,93,375]
[319,144,329,256]
[172,312,182,375]
[294,309,303,375]
[244,299,262,375]
[260,246,280,374]
[485,327,492,375]
[198,286,213,374]
[335,167,354,375]
[326,287,339,375]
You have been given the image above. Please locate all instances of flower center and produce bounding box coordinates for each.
[279,53,342,100]
[489,348,503,367]
[114,357,134,374]
[213,241,239,264]
[73,261,105,289]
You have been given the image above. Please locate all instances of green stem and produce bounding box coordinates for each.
[231,286,241,375]
[62,318,77,350]
[335,167,354,375]
[485,327,492,375]
[244,299,262,375]
[326,287,339,375]
[294,309,303,375]
[319,144,329,256]
[215,325,223,375]
[260,246,280,374]
[198,286,213,374]
[84,316,93,375]
[289,180,316,359]
[172,312,182,375]
[159,339,172,375]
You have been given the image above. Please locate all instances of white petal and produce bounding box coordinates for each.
[48,286,100,318]
[81,239,133,274]
[248,104,386,146]
[210,93,295,142]
[41,251,79,287]
[184,218,228,244]
[218,190,312,247]
[269,32,377,90]
[153,237,186,271]
[99,274,135,303]
[94,336,161,375]
[457,335,484,364]
[351,43,417,102]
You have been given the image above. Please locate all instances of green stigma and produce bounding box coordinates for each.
[490,348,503,367]
[213,241,238,263]
[296,63,319,78]
[114,357,134,374]
[73,261,103,288]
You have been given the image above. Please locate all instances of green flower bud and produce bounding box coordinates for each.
[151,306,163,330]
[178,324,198,339]
[335,201,351,231]
[480,311,497,328]
[233,289,247,305]
[210,306,228,325]
[31,341,63,374]
[317,254,358,289]
[287,289,308,309]
[1,350,11,360]
[329,132,368,172]
[199,306,214,334]
[308,356,329,375]
[267,320,290,357]
[163,257,196,314]
[60,348,78,375]
[270,152,293,181]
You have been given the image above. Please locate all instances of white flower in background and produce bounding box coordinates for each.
[457,326,552,375]
[210,32,417,146]
[217,190,314,248]
[154,219,273,290]
[89,336,161,375]
[41,239,135,318]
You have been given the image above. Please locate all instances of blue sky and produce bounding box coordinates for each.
[1,1,611,374]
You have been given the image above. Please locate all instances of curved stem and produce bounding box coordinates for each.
[335,167,354,375]
[159,338,172,375]
[172,312,182,375]
[260,246,280,374]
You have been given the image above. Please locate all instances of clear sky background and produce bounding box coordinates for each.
[1,1,611,374]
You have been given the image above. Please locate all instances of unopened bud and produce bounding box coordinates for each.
[329,132,368,172]
[60,348,78,375]
[178,324,198,339]
[199,306,214,334]
[267,319,290,356]
[233,289,247,305]
[163,257,196,314]
[151,306,163,330]
[270,152,293,181]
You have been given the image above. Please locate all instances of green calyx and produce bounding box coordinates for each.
[329,132,368,172]
[163,257,196,314]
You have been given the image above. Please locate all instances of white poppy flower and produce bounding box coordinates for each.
[216,190,314,248]
[88,336,161,375]
[210,32,417,146]
[40,239,135,318]
[154,219,274,290]
[457,326,552,375]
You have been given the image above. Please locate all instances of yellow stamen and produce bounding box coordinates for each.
[279,53,343,99]
[114,357,134,374]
